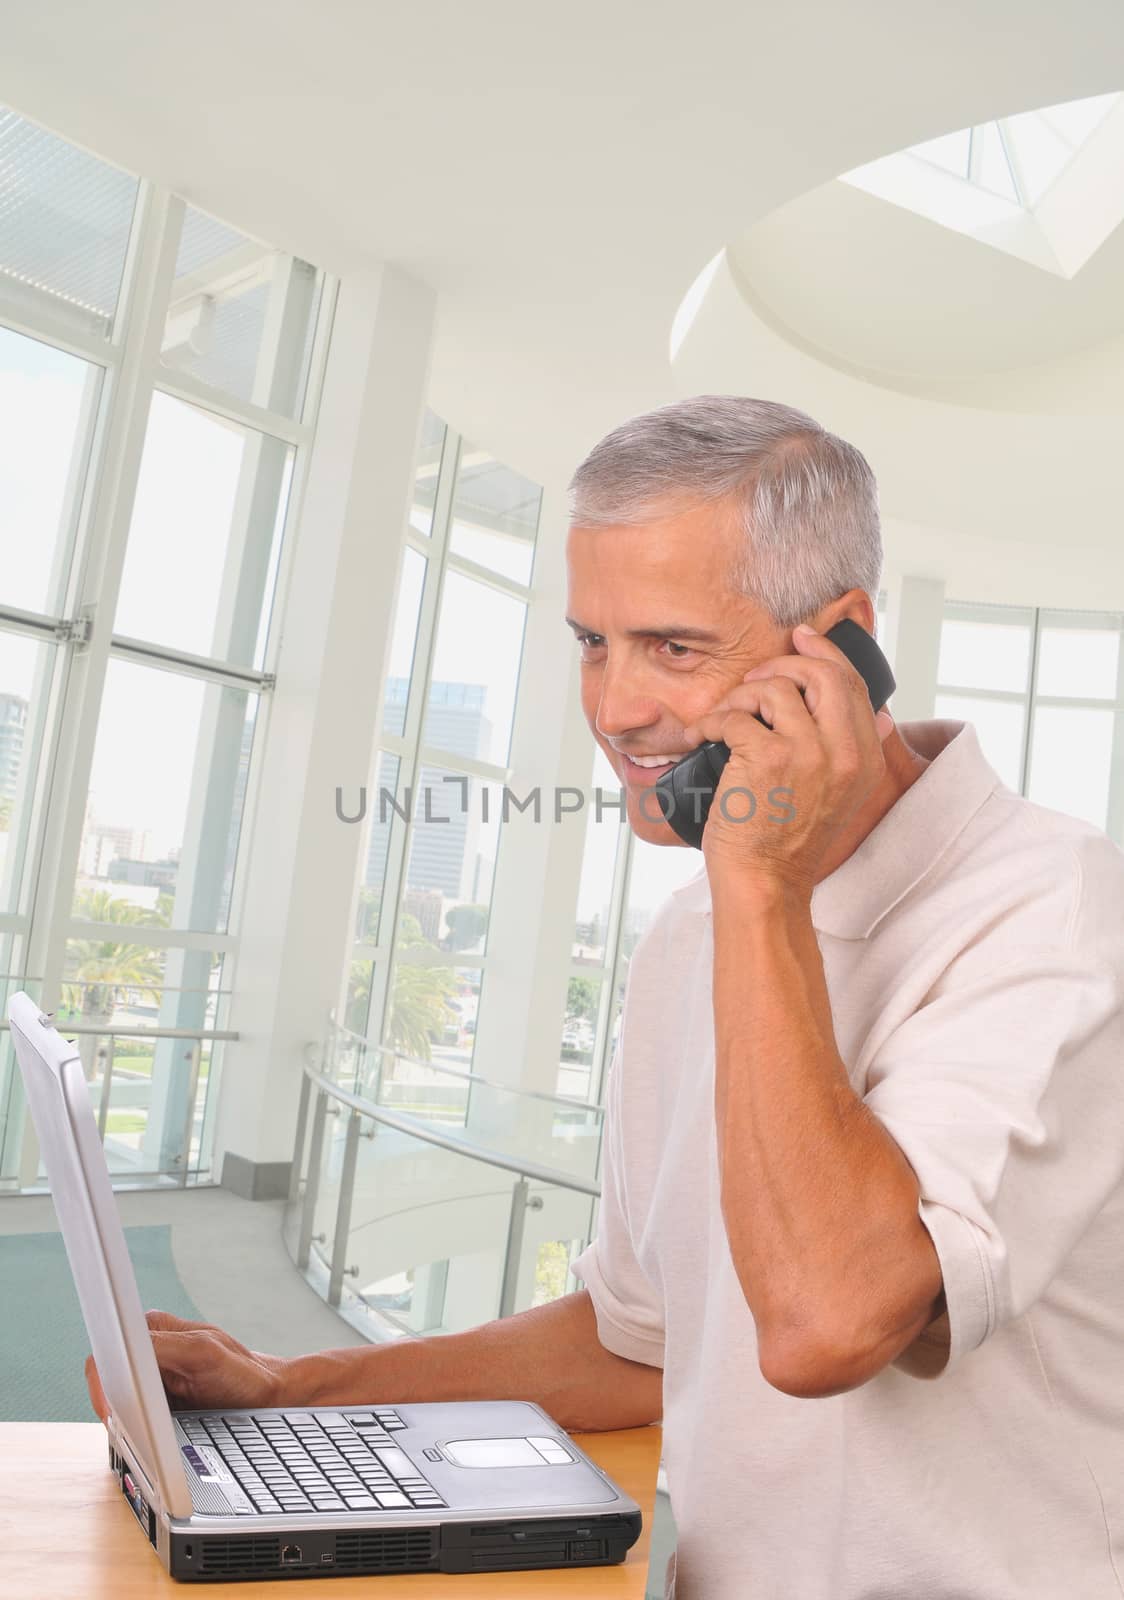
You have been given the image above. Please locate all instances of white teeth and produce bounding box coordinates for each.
[628,753,687,768]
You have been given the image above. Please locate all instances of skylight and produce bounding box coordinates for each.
[840,92,1124,279]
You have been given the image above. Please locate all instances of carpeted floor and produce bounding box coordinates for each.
[0,1224,201,1421]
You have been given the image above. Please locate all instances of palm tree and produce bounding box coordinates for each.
[388,964,458,1060]
[63,889,167,1080]
[393,912,459,1058]
[346,912,458,1062]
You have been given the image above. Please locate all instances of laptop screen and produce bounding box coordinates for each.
[8,992,193,1518]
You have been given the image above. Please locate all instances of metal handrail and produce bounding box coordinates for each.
[0,1022,238,1039]
[326,1011,603,1117]
[1,1018,237,1188]
[304,1065,599,1196]
[290,1060,602,1323]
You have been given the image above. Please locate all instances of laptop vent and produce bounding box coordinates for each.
[199,1536,281,1574]
[333,1529,436,1571]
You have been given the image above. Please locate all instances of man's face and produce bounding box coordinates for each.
[565,501,793,846]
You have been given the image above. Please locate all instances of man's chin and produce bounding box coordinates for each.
[625,790,688,847]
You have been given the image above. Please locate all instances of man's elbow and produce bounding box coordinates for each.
[757,1328,872,1399]
[758,1299,941,1399]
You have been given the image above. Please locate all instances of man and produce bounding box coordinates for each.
[88,397,1124,1598]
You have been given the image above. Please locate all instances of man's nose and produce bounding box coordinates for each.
[594,655,661,741]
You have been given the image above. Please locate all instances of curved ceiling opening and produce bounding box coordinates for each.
[839,91,1124,279]
[669,86,1124,404]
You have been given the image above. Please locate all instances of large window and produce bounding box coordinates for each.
[0,105,333,1188]
[341,420,543,1101]
[937,601,1124,837]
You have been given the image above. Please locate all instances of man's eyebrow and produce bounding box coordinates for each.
[564,617,721,642]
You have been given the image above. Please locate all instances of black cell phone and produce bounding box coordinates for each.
[652,617,895,848]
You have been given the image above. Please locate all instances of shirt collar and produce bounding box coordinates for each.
[668,719,1001,940]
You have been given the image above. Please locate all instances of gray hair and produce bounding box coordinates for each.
[566,394,882,631]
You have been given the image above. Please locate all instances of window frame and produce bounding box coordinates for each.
[0,134,337,1186]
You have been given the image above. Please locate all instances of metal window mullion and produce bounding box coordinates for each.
[366,427,459,1041]
[351,938,485,971]
[414,745,510,786]
[1020,607,1044,793]
[25,185,185,1023]
[0,283,117,368]
[943,600,1035,626]
[996,119,1029,208]
[402,431,459,740]
[444,552,532,604]
[1020,692,1121,712]
[429,427,460,557]
[393,947,485,970]
[0,606,74,644]
[594,809,636,1109]
[108,633,274,692]
[152,371,311,449]
[257,282,339,686]
[64,919,235,953]
[362,772,410,1046]
[934,683,1024,703]
[299,276,339,432]
[224,289,339,955]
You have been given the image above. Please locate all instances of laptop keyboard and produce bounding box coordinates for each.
[179,1408,447,1517]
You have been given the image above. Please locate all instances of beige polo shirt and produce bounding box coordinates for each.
[573,718,1124,1600]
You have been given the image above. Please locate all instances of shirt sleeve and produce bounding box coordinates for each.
[571,965,666,1369]
[863,916,1124,1381]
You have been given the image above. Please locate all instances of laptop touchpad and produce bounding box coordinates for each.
[444,1437,571,1468]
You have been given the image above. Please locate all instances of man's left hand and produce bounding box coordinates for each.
[679,624,894,893]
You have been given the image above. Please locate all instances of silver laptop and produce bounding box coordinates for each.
[7,991,642,1581]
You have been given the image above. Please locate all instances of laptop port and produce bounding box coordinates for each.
[281,1544,303,1566]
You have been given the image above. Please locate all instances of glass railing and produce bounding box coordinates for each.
[283,1030,605,1343]
[319,1013,604,1189]
[0,1017,236,1190]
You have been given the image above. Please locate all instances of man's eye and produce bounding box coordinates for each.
[576,632,605,650]
[662,641,693,659]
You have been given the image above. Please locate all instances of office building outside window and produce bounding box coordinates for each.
[340,417,543,1107]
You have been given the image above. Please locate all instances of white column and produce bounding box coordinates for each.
[880,573,946,721]
[467,490,592,1102]
[211,263,437,1191]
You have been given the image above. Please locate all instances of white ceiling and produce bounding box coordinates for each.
[728,177,1124,386]
[3,1,1124,599]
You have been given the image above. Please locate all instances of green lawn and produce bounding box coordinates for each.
[105,1112,147,1134]
[97,1056,211,1082]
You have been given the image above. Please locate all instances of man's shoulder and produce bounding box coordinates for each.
[971,785,1123,881]
[935,786,1124,961]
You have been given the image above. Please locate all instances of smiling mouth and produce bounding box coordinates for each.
[619,752,689,773]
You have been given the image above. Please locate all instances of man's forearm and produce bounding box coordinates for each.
[710,874,943,1390]
[278,1289,662,1434]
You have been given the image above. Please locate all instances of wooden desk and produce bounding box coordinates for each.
[1,1422,659,1598]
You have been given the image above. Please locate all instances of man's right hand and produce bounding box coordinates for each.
[84,1309,290,1423]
